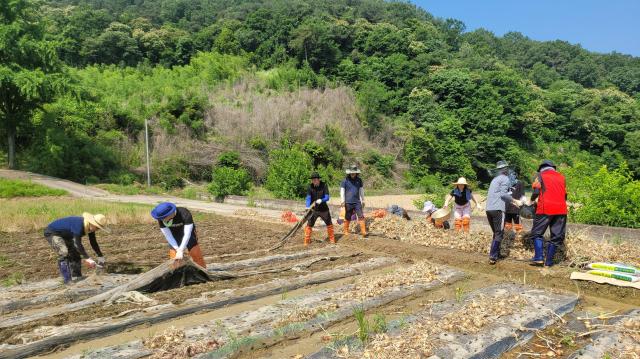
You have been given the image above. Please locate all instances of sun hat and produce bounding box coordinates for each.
[151,202,177,220]
[345,164,361,174]
[452,177,469,186]
[82,212,111,233]
[422,201,436,213]
[537,160,557,172]
[495,160,509,170]
[309,172,321,179]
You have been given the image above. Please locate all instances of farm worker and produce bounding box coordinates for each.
[44,213,110,284]
[529,160,567,267]
[387,204,411,220]
[422,201,450,229]
[304,172,335,246]
[485,161,521,265]
[151,202,206,268]
[443,177,481,233]
[505,170,526,234]
[340,164,367,238]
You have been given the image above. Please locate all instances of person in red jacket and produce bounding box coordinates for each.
[529,160,567,267]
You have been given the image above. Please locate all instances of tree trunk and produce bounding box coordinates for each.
[7,126,16,169]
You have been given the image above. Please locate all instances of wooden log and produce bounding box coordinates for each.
[0,257,396,359]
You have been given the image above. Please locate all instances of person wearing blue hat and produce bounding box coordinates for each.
[151,202,206,268]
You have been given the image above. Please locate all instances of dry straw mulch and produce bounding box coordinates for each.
[143,326,221,359]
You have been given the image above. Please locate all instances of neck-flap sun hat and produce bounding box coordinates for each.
[151,202,177,220]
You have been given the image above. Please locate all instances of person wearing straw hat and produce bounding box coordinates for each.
[44,213,110,283]
[443,177,481,233]
[422,201,450,229]
[340,164,367,239]
[529,160,567,267]
[304,172,335,246]
[151,202,206,268]
[485,160,522,265]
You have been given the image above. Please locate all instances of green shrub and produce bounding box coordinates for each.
[208,167,252,198]
[0,179,67,198]
[265,148,313,199]
[153,157,188,189]
[363,150,394,176]
[216,151,242,169]
[567,163,640,228]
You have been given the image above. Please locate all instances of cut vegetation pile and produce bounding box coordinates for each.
[358,293,530,359]
[369,217,640,267]
[142,326,222,359]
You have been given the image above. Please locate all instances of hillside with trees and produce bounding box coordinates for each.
[2,0,640,226]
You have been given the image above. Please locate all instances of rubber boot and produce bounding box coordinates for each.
[358,219,368,238]
[504,222,513,232]
[58,259,72,284]
[304,226,312,246]
[514,223,523,234]
[488,240,501,265]
[343,220,350,239]
[530,238,544,266]
[462,218,471,233]
[544,243,558,267]
[454,218,462,232]
[327,225,336,244]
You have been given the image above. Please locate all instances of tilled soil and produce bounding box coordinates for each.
[0,214,295,283]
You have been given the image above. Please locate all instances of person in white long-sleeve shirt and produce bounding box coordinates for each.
[150,202,206,268]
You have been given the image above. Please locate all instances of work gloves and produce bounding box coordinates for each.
[315,199,322,205]
[97,257,106,266]
[175,248,185,260]
[84,258,97,268]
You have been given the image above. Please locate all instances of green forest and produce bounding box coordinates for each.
[2,0,640,227]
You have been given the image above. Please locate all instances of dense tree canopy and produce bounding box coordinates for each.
[2,0,639,190]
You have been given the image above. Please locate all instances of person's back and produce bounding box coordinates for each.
[486,173,510,212]
[535,170,567,215]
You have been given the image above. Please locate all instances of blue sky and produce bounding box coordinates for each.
[412,0,640,56]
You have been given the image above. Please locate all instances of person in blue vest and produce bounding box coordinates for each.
[44,213,110,283]
[340,164,367,239]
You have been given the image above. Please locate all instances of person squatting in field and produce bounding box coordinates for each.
[304,172,335,246]
[151,202,206,268]
[443,177,482,233]
[44,213,110,283]
[422,201,450,229]
[340,164,367,239]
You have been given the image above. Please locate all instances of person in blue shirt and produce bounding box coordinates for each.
[340,164,367,239]
[44,213,110,283]
[304,172,334,246]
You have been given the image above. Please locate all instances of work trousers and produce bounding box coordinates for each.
[308,210,332,227]
[531,214,567,246]
[46,234,83,277]
[486,210,505,243]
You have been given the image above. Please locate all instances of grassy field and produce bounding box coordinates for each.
[0,178,68,198]
[0,198,153,232]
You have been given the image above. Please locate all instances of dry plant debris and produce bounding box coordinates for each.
[354,293,529,359]
[274,303,340,328]
[369,217,640,267]
[142,326,222,358]
[338,261,440,301]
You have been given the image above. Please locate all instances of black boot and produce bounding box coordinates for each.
[488,240,501,265]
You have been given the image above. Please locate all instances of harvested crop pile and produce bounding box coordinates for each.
[369,217,640,267]
[143,326,222,359]
[274,303,340,328]
[356,293,529,359]
[338,261,440,301]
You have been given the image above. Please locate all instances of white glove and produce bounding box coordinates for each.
[315,199,322,205]
[97,257,106,266]
[84,258,97,268]
[175,249,184,260]
[512,199,523,207]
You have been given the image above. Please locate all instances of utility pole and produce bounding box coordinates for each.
[145,118,151,187]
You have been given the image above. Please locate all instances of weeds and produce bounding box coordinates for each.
[1,272,24,287]
[353,307,370,344]
[372,314,387,334]
[0,178,67,198]
[455,287,465,303]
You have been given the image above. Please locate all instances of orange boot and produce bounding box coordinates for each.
[462,217,470,233]
[504,222,513,232]
[327,225,336,244]
[358,219,367,238]
[514,223,523,234]
[343,220,350,239]
[454,218,462,232]
[304,226,312,246]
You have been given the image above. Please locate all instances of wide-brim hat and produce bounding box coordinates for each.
[537,160,556,172]
[422,201,436,213]
[452,177,469,186]
[495,160,509,170]
[82,212,111,233]
[309,172,321,179]
[345,164,361,174]
[151,202,177,220]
